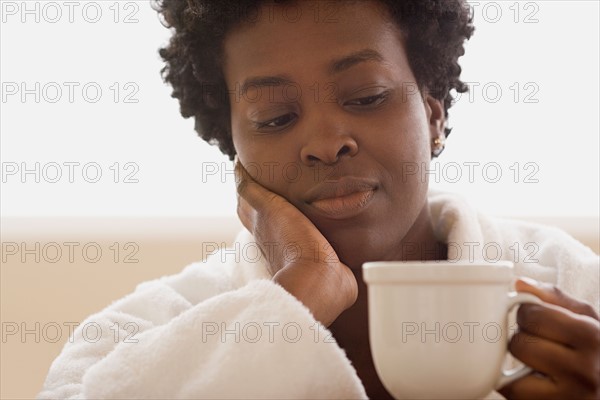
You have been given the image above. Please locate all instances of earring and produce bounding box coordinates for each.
[432,136,446,158]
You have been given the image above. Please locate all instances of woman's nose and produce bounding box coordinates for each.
[299,115,359,166]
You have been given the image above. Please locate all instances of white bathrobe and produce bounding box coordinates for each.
[37,190,600,399]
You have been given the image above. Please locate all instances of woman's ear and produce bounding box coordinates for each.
[425,95,446,141]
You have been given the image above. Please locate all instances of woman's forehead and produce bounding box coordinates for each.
[222,1,405,84]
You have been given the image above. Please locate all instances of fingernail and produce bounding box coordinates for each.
[518,276,540,287]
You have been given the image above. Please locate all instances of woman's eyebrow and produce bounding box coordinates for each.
[328,48,384,75]
[239,49,384,95]
[240,75,294,96]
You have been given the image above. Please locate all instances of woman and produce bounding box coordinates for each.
[38,1,599,399]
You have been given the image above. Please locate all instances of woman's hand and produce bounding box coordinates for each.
[234,159,358,327]
[499,277,600,399]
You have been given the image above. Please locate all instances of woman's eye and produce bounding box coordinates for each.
[255,113,297,130]
[345,91,389,107]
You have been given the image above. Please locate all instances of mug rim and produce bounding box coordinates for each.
[362,260,514,284]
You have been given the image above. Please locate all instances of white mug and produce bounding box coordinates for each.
[362,260,541,400]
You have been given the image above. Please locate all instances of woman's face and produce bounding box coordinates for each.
[223,1,445,268]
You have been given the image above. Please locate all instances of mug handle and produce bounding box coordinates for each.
[495,292,543,389]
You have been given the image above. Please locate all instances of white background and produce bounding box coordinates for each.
[1,0,598,218]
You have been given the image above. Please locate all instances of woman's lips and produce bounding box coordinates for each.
[304,176,379,220]
[309,188,376,219]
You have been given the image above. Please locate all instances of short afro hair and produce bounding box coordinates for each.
[154,0,475,160]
